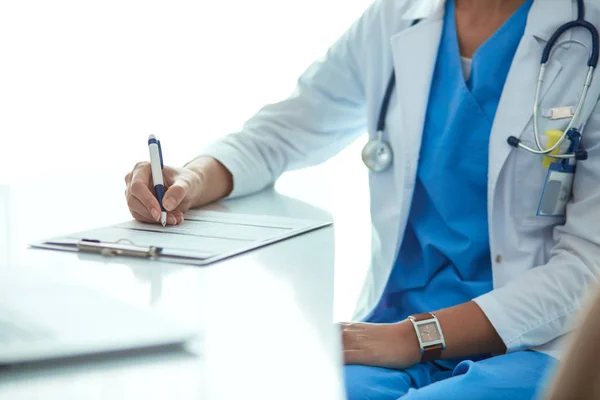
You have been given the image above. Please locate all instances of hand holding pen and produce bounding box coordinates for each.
[124,136,234,226]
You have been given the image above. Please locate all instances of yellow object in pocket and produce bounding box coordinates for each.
[543,129,563,168]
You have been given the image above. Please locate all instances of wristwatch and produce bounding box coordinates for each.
[408,313,446,362]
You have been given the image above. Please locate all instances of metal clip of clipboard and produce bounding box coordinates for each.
[77,239,163,259]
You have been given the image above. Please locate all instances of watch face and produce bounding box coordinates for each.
[418,321,441,343]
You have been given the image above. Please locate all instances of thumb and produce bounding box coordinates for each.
[162,181,188,211]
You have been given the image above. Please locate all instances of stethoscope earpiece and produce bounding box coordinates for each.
[507,136,521,148]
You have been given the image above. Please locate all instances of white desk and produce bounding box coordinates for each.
[0,171,346,400]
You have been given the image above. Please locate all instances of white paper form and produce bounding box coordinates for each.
[31,210,331,266]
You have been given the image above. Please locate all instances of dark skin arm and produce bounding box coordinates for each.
[342,301,506,369]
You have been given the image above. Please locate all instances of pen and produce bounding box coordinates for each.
[148,134,167,226]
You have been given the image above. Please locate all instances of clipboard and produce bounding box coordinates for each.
[30,210,332,266]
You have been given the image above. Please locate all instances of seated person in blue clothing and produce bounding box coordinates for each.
[123,0,600,398]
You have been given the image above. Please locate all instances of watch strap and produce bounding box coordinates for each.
[411,312,436,322]
[409,312,444,363]
[421,343,443,362]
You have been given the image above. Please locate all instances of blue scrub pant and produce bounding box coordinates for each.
[344,351,557,400]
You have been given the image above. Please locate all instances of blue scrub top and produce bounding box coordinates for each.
[368,0,533,324]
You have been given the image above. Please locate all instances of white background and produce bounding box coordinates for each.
[0,0,375,320]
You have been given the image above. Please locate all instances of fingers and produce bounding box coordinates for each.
[127,162,162,218]
[162,166,199,212]
[162,166,178,187]
[124,161,146,185]
[166,212,184,225]
[340,323,368,365]
[340,323,356,354]
[125,162,188,224]
[341,323,364,365]
[130,208,184,225]
[163,183,187,212]
[340,323,359,350]
[127,192,158,221]
[343,349,365,366]
[130,210,158,224]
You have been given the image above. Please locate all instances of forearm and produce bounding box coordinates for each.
[435,300,506,358]
[396,301,506,364]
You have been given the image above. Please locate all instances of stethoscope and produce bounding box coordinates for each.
[363,0,599,172]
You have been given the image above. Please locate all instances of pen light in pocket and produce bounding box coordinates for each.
[542,129,563,168]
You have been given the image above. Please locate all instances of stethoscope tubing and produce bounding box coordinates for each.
[365,0,600,172]
[509,0,599,159]
[519,65,595,158]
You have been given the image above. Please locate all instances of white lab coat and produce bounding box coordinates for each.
[202,0,600,359]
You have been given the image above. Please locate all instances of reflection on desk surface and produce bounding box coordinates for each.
[0,268,196,366]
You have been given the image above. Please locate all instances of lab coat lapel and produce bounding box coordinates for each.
[389,12,444,205]
[488,0,573,198]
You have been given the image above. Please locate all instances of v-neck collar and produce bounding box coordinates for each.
[470,0,534,75]
[446,0,534,88]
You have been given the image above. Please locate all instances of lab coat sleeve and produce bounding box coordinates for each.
[474,100,600,353]
[198,3,381,197]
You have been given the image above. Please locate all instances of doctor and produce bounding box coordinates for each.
[124,0,600,398]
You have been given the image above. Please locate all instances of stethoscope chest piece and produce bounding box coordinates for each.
[362,134,393,172]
